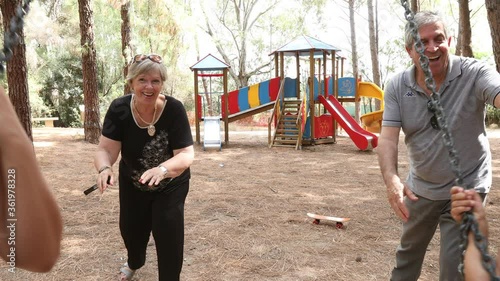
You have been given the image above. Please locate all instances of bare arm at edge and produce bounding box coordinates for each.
[94,135,121,193]
[493,91,500,109]
[377,126,417,222]
[0,89,62,272]
[450,186,499,280]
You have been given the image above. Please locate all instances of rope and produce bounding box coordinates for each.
[0,0,32,75]
[399,1,499,279]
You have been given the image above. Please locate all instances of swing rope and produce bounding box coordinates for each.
[399,1,499,279]
[0,0,32,75]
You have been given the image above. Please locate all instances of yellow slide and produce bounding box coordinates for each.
[358,82,384,133]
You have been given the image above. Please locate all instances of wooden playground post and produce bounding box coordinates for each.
[190,54,230,147]
[193,69,200,144]
[279,52,285,79]
[316,57,321,116]
[335,59,339,98]
[295,52,300,98]
[317,56,322,116]
[223,68,229,144]
[331,51,337,143]
[317,58,321,83]
[331,50,336,96]
[322,52,327,98]
[274,53,279,78]
[320,53,326,118]
[309,49,315,142]
[341,57,345,78]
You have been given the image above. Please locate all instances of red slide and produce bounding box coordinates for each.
[318,95,378,150]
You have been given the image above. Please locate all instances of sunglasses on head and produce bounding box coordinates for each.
[427,100,440,130]
[132,54,162,64]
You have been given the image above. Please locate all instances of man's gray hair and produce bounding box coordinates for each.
[404,11,448,50]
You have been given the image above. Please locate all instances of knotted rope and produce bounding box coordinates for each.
[0,0,32,75]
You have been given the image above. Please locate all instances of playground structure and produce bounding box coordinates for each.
[189,54,230,151]
[331,77,385,134]
[358,81,384,133]
[190,54,281,150]
[190,36,384,151]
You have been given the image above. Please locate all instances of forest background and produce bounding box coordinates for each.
[0,0,499,144]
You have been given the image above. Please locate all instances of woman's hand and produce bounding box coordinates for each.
[97,167,114,193]
[450,186,488,236]
[139,166,167,187]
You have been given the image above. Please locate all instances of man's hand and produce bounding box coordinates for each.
[387,181,418,222]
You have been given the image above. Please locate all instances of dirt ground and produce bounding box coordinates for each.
[2,126,500,281]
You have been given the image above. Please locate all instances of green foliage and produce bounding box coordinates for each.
[378,37,410,87]
[198,0,328,88]
[93,0,125,101]
[130,1,181,65]
[128,0,193,104]
[475,51,497,68]
[26,0,135,125]
[486,105,500,126]
[39,55,84,127]
[16,0,495,128]
[29,87,51,118]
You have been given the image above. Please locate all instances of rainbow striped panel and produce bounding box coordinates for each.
[269,77,280,101]
[259,80,270,104]
[248,84,260,108]
[228,90,240,114]
[238,87,250,111]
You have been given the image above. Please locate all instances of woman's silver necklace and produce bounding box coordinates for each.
[133,97,157,137]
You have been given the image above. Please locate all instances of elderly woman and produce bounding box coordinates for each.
[94,54,194,281]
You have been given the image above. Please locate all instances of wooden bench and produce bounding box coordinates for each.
[32,117,59,127]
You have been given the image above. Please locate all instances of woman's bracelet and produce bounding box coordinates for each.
[98,166,111,174]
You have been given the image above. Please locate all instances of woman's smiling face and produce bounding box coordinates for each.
[131,69,163,104]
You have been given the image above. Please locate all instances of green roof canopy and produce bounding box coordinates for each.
[190,53,230,71]
[271,35,342,57]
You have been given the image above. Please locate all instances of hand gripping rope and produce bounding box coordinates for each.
[0,0,32,76]
[399,1,499,279]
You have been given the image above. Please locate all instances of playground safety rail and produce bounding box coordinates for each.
[295,91,307,150]
[268,78,287,147]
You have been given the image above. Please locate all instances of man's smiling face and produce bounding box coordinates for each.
[407,21,452,81]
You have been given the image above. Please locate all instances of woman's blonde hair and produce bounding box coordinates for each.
[126,58,168,89]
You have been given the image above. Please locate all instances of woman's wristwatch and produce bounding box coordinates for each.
[158,165,168,179]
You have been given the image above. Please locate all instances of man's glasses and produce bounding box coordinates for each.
[132,54,162,64]
[427,100,440,130]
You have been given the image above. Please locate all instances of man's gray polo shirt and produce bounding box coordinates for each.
[382,55,500,200]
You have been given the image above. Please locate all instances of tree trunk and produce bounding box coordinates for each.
[348,0,360,122]
[121,1,132,95]
[367,0,381,110]
[455,23,462,56]
[201,75,213,116]
[457,0,474,57]
[78,0,101,144]
[193,9,213,117]
[201,0,278,89]
[485,0,500,72]
[1,0,32,140]
[48,0,63,19]
[410,0,419,13]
